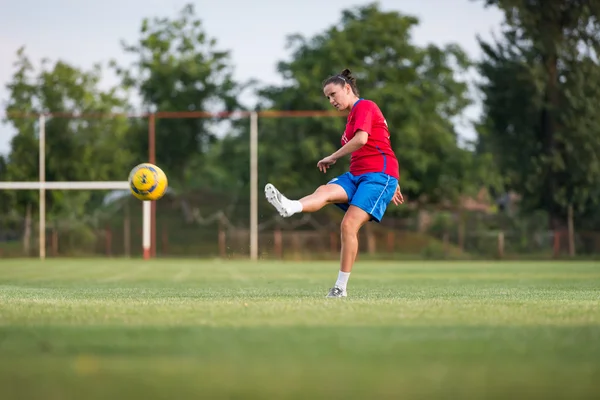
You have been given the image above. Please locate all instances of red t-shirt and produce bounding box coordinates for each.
[341,99,399,179]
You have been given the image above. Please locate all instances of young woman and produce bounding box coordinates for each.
[265,68,404,298]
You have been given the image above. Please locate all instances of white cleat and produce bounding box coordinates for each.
[265,183,292,217]
[326,286,347,298]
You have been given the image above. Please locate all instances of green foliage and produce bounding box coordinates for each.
[2,47,134,219]
[209,3,484,209]
[270,3,477,204]
[4,0,577,241]
[476,0,600,228]
[113,3,241,184]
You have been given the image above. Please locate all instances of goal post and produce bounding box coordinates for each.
[0,181,151,260]
[148,109,341,261]
[0,114,151,260]
[2,109,343,260]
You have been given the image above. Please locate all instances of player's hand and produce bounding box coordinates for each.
[317,155,337,173]
[392,185,404,205]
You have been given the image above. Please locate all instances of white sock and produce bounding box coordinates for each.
[335,271,350,290]
[285,199,303,215]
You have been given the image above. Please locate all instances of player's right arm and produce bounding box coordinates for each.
[317,130,368,173]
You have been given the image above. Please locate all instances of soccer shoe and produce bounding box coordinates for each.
[326,286,347,298]
[265,183,292,217]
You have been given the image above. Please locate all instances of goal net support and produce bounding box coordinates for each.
[0,115,151,260]
[1,110,343,260]
[0,181,151,260]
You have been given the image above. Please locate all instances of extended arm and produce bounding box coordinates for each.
[317,130,368,173]
[331,130,368,159]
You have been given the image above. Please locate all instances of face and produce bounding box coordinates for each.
[323,82,353,111]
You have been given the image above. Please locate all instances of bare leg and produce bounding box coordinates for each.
[327,205,371,298]
[339,205,371,272]
[299,184,348,212]
[265,182,347,217]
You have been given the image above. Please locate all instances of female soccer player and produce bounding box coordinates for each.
[265,68,404,298]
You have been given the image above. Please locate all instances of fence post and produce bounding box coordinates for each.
[161,227,168,256]
[274,226,282,259]
[105,225,112,256]
[568,204,575,257]
[458,212,465,251]
[366,223,376,254]
[249,112,258,261]
[387,230,395,253]
[219,217,226,258]
[124,202,131,258]
[39,114,46,260]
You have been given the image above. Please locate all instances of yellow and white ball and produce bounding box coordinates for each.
[128,163,168,201]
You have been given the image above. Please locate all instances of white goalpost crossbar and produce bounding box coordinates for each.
[0,115,151,260]
[0,182,130,190]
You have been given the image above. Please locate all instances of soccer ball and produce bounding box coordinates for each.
[128,163,168,201]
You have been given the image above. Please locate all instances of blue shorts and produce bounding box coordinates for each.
[327,172,398,222]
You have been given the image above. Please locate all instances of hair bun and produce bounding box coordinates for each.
[322,68,360,96]
[340,68,356,84]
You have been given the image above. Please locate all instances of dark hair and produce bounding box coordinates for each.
[322,68,359,96]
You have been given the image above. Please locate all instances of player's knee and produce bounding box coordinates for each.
[315,185,337,202]
[314,185,329,194]
[340,216,361,237]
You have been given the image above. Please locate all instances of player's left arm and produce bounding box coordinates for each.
[392,183,404,205]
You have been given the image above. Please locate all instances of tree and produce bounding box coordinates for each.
[113,3,241,185]
[2,47,134,220]
[214,3,482,211]
[476,0,600,228]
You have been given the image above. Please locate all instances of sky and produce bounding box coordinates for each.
[0,0,505,156]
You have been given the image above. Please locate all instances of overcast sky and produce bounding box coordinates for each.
[0,0,504,155]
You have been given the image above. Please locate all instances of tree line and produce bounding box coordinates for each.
[1,0,599,230]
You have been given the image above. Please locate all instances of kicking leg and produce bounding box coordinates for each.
[265,183,348,217]
[299,184,347,212]
[327,205,371,298]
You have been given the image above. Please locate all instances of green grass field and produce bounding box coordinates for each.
[0,259,599,399]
